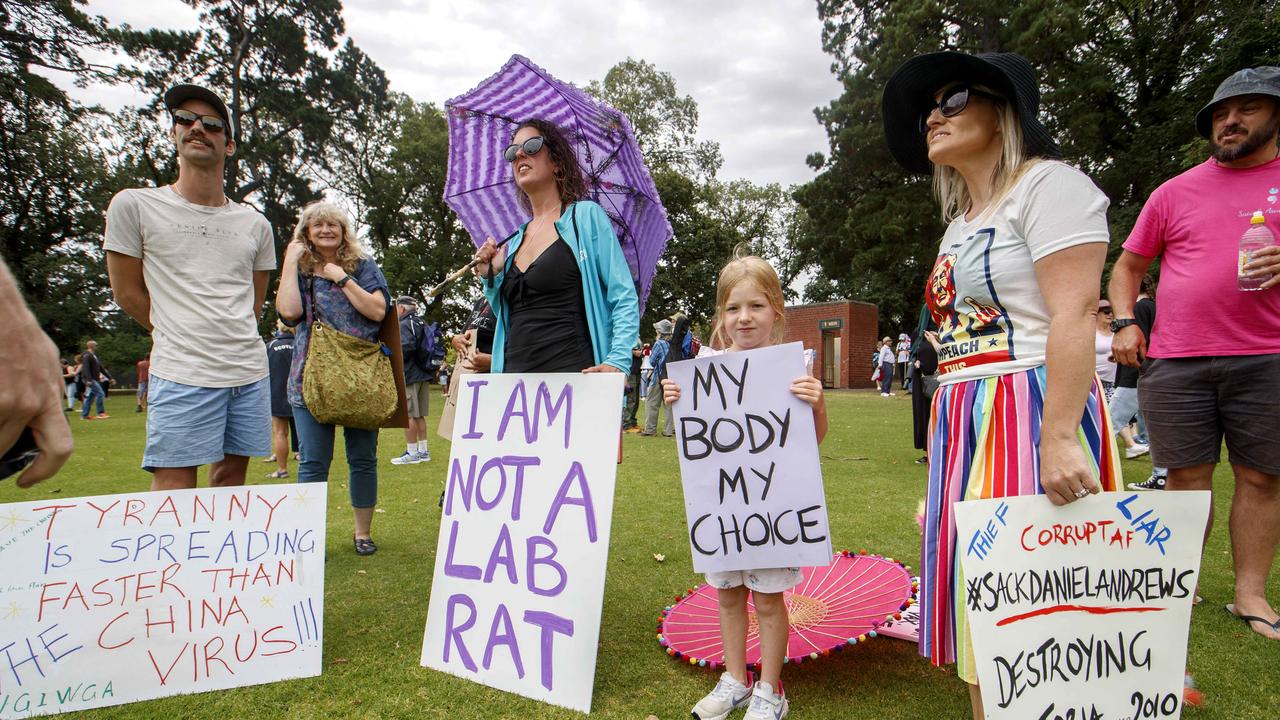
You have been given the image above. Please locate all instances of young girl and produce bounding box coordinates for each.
[663,250,827,720]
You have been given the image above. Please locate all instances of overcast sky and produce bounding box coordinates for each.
[65,0,843,188]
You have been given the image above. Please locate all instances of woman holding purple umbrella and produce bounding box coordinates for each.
[472,119,639,374]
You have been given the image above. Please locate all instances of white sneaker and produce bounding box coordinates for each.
[416,450,431,462]
[390,451,422,465]
[692,671,752,720]
[1125,443,1150,459]
[743,681,788,720]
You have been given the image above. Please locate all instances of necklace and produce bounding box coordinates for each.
[170,183,228,208]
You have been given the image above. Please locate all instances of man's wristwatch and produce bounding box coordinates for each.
[336,274,352,288]
[1110,317,1138,333]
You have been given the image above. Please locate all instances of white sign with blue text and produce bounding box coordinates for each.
[954,491,1210,720]
[667,343,831,574]
[420,372,623,714]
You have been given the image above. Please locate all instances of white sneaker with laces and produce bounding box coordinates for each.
[1125,443,1150,459]
[390,451,422,465]
[416,450,431,462]
[691,671,752,720]
[743,681,788,720]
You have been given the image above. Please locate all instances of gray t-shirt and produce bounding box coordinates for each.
[103,186,276,387]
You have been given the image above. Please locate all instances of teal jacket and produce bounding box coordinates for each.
[483,200,640,373]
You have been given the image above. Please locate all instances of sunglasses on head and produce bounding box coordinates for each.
[504,136,545,163]
[919,84,1001,133]
[172,108,226,134]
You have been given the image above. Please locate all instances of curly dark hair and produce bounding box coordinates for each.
[512,119,588,212]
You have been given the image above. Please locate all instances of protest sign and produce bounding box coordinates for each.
[0,484,327,718]
[954,491,1210,720]
[421,373,623,713]
[666,343,831,574]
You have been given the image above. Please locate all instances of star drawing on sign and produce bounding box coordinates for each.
[260,594,275,608]
[292,488,313,506]
[0,510,31,532]
[3,601,23,620]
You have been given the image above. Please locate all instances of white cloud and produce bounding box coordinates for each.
[70,0,842,186]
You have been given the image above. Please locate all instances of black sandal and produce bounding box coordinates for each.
[353,537,378,556]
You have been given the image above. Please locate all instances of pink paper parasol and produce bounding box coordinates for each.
[657,551,917,669]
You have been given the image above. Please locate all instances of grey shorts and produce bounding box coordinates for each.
[406,381,431,418]
[1138,354,1280,475]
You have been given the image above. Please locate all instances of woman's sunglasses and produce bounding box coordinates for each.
[919,85,1001,134]
[504,136,545,163]
[172,108,226,134]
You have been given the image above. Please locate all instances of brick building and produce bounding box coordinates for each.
[782,301,879,389]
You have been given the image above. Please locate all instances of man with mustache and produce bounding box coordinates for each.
[105,84,276,491]
[1110,67,1280,641]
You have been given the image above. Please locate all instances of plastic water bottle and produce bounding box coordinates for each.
[1238,211,1275,292]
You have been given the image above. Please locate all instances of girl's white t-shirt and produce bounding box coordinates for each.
[925,161,1111,386]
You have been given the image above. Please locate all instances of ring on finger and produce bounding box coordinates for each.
[1074,488,1089,499]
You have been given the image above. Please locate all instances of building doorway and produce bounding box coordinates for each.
[821,331,841,388]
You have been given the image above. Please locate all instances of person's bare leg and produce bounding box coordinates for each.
[1119,425,1137,449]
[354,506,375,540]
[717,586,750,685]
[208,454,249,486]
[272,417,289,474]
[151,466,198,491]
[1229,463,1280,639]
[753,591,789,690]
[1167,463,1216,542]
[969,682,984,719]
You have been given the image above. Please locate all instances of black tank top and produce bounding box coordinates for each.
[501,236,595,373]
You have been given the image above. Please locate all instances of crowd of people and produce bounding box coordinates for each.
[3,57,1278,720]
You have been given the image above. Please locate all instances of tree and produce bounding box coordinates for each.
[800,0,1280,334]
[0,0,131,353]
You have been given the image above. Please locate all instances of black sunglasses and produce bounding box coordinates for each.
[504,136,545,163]
[172,108,226,134]
[919,85,1001,134]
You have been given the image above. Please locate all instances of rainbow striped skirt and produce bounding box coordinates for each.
[919,365,1122,682]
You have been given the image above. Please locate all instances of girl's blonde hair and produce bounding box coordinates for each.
[931,84,1041,222]
[291,201,366,275]
[712,245,786,347]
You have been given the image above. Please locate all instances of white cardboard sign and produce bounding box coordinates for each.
[667,343,831,573]
[0,484,327,718]
[954,491,1210,720]
[421,373,623,714]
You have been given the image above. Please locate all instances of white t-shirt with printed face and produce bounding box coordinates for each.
[925,161,1111,386]
[104,186,276,387]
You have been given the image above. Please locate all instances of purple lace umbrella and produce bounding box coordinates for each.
[443,54,671,310]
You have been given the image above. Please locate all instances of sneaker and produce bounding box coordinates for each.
[96,413,110,419]
[390,451,422,465]
[914,456,928,465]
[1129,474,1166,491]
[743,681,788,720]
[691,671,753,720]
[1124,443,1150,459]
[416,450,431,462]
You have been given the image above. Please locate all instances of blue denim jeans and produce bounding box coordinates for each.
[292,404,379,508]
[81,380,105,418]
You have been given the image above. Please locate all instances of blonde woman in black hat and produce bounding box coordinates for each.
[883,51,1122,716]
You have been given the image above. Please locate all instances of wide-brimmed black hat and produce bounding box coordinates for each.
[1195,66,1280,138]
[882,51,1060,175]
[163,83,233,139]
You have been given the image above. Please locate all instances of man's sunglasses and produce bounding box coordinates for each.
[504,136,545,163]
[919,85,1001,133]
[172,108,226,134]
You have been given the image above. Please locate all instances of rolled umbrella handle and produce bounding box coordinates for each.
[426,230,519,299]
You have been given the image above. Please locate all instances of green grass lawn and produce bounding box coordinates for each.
[3,392,1275,719]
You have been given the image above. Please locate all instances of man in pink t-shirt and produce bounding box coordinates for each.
[1110,66,1280,642]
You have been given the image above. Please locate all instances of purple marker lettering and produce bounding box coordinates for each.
[482,603,525,677]
[443,594,479,671]
[483,524,518,584]
[442,521,482,580]
[522,610,574,691]
[543,462,598,542]
[533,382,573,449]
[461,380,489,439]
[525,536,567,597]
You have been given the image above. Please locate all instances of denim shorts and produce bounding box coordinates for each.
[1139,354,1280,475]
[705,567,803,594]
[143,376,271,471]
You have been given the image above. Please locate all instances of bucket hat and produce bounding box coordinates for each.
[882,51,1061,175]
[163,83,233,139]
[1195,66,1280,138]
[653,319,674,336]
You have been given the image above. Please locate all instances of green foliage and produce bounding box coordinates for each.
[800,0,1280,334]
